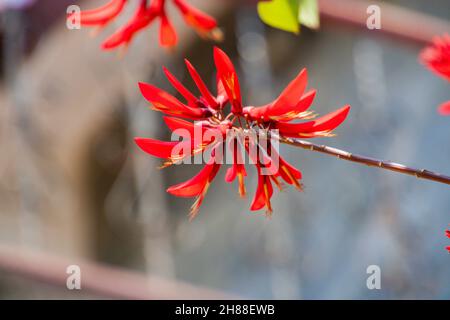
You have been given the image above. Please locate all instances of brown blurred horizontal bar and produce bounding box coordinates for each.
[319,0,450,44]
[0,244,237,299]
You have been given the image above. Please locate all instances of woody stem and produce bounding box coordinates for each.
[278,136,450,186]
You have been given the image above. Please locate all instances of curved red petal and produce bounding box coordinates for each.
[277,105,350,138]
[277,155,302,189]
[101,3,156,50]
[76,0,127,26]
[272,90,316,121]
[250,166,273,212]
[139,82,208,119]
[225,167,237,183]
[173,0,217,31]
[225,138,247,197]
[420,34,450,81]
[216,77,229,106]
[438,100,450,116]
[139,82,185,108]
[163,117,196,135]
[163,67,198,107]
[184,59,219,109]
[163,117,217,142]
[167,161,221,197]
[245,89,316,122]
[134,138,180,159]
[214,47,242,114]
[159,13,178,47]
[271,68,308,111]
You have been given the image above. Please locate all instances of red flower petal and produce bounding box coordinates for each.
[167,161,220,197]
[135,135,212,167]
[244,137,277,176]
[253,141,302,190]
[271,68,308,110]
[216,77,229,106]
[167,149,222,218]
[163,67,199,108]
[76,0,127,27]
[184,59,219,109]
[244,89,316,122]
[159,12,178,47]
[276,105,350,138]
[162,116,219,146]
[274,90,317,122]
[139,82,210,119]
[277,155,302,189]
[101,1,157,50]
[250,165,274,214]
[173,0,219,37]
[163,116,195,134]
[134,138,181,159]
[438,100,450,116]
[225,139,247,197]
[214,47,243,114]
[446,227,450,253]
[420,34,450,82]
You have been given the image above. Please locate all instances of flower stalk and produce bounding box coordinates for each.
[278,136,450,186]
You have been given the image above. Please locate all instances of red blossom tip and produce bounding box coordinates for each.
[420,34,450,82]
[134,137,179,159]
[101,2,157,50]
[76,0,127,27]
[162,67,198,107]
[184,59,219,109]
[160,12,178,48]
[213,47,242,114]
[139,82,209,119]
[276,105,351,138]
[173,0,219,40]
[250,166,274,215]
[438,100,450,116]
[272,68,308,110]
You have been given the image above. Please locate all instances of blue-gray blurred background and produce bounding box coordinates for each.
[0,0,448,299]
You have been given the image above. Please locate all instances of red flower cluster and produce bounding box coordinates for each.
[74,0,221,51]
[135,47,350,218]
[420,34,450,115]
[446,228,450,253]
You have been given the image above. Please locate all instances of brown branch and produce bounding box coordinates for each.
[0,244,237,299]
[318,0,450,45]
[279,136,450,186]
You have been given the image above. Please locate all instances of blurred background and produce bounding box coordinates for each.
[0,0,449,299]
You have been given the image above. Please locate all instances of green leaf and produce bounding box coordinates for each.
[257,0,300,34]
[298,0,320,30]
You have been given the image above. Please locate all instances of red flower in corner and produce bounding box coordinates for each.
[419,34,450,115]
[420,34,450,81]
[437,101,450,117]
[71,0,222,52]
[135,47,351,218]
[446,228,450,253]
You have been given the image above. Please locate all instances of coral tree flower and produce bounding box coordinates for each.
[446,228,450,253]
[419,34,450,115]
[72,0,221,51]
[135,47,350,218]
